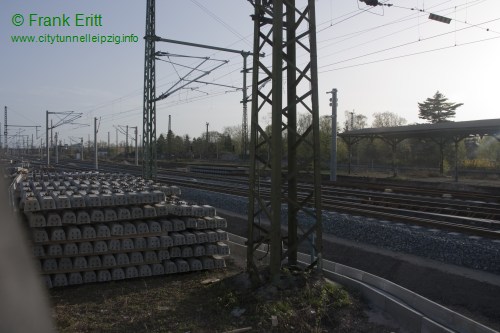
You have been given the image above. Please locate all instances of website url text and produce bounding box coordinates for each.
[11,33,139,45]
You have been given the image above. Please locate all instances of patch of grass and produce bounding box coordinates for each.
[216,289,239,310]
[249,274,355,332]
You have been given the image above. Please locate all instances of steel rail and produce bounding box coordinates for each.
[45,161,500,239]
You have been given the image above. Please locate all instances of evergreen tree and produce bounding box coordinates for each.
[418,91,463,123]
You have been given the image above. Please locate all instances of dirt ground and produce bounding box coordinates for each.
[50,257,400,333]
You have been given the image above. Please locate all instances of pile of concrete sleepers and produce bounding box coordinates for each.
[15,171,229,288]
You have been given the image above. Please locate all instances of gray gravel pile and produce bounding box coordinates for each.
[182,187,500,274]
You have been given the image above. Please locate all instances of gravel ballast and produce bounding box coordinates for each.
[181,187,500,274]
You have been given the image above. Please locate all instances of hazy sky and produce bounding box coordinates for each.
[1,0,499,147]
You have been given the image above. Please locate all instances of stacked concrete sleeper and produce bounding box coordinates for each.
[17,171,229,288]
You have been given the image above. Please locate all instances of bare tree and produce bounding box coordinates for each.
[372,111,407,128]
[297,113,312,135]
[343,111,367,131]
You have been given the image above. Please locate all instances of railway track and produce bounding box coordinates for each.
[327,178,500,204]
[28,159,500,239]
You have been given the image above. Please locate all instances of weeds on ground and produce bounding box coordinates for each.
[50,262,397,333]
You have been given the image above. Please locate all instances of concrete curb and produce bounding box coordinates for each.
[227,233,498,333]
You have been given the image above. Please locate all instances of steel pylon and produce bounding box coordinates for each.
[143,0,157,180]
[246,0,323,283]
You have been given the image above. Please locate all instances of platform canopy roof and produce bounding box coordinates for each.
[339,118,500,141]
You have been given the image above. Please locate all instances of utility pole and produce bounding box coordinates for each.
[134,127,138,166]
[206,122,209,159]
[126,125,129,157]
[4,106,7,154]
[16,129,22,152]
[167,115,172,159]
[125,126,139,166]
[106,131,111,160]
[54,132,59,164]
[149,34,257,176]
[46,111,49,166]
[7,123,40,155]
[81,138,84,161]
[327,88,338,181]
[350,110,355,173]
[241,54,249,158]
[50,120,53,151]
[94,117,98,170]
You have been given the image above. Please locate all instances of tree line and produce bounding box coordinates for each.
[73,91,497,174]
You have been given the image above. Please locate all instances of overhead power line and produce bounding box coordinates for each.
[294,0,491,71]
[319,35,500,72]
[58,0,498,141]
[389,1,500,34]
[319,16,500,70]
[190,0,252,48]
[317,0,492,51]
[317,0,393,34]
